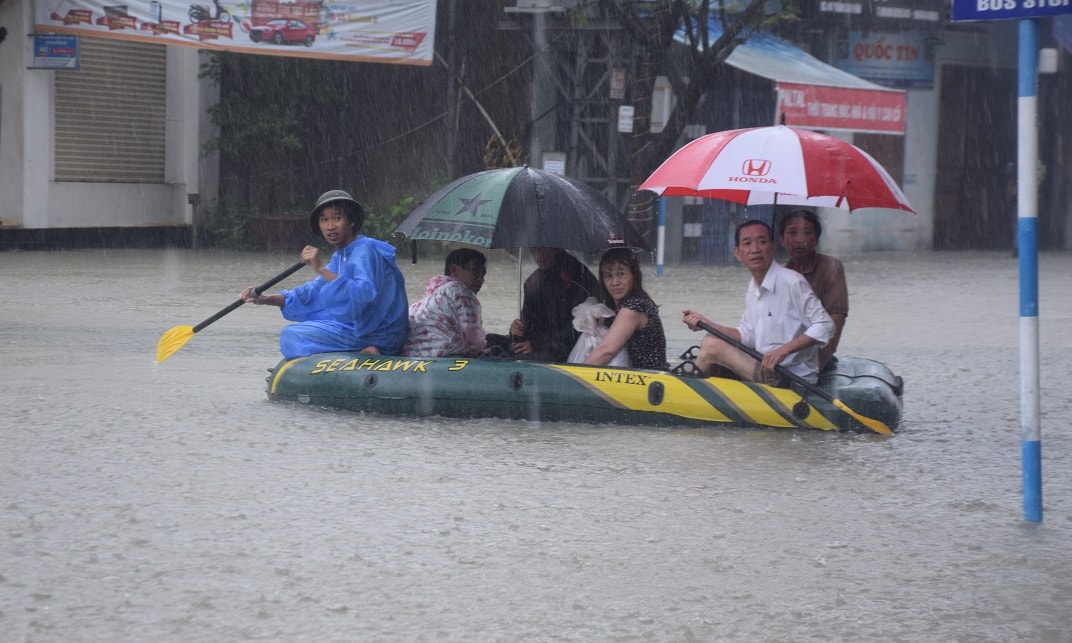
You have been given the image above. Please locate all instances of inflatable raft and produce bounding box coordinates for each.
[265,351,903,433]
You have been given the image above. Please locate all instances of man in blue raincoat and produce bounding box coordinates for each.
[241,190,409,358]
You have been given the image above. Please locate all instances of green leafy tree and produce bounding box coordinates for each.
[596,0,800,189]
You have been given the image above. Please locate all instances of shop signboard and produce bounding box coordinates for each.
[776,82,906,134]
[32,34,80,69]
[834,31,936,89]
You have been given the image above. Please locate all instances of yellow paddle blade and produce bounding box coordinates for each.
[833,399,893,435]
[156,325,195,363]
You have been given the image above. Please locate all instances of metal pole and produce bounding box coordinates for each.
[1018,19,1042,523]
[187,193,201,251]
[529,12,548,169]
[656,198,666,276]
[445,0,457,177]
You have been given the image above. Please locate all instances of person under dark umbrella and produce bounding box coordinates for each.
[487,247,601,362]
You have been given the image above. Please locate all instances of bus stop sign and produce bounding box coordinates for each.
[952,0,1072,21]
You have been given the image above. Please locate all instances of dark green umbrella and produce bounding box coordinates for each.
[395,166,650,253]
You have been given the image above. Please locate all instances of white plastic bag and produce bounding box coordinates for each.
[567,297,631,367]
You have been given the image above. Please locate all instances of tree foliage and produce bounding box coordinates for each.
[595,0,800,187]
[196,1,806,248]
[197,2,530,249]
[199,52,456,248]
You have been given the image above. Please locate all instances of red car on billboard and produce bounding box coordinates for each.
[249,19,317,46]
[250,0,323,27]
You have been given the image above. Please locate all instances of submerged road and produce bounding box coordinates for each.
[1,248,1070,641]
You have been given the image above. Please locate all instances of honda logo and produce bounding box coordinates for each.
[741,159,771,176]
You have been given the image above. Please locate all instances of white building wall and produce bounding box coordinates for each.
[815,126,925,255]
[820,21,1021,255]
[0,0,33,227]
[901,83,939,250]
[0,0,209,232]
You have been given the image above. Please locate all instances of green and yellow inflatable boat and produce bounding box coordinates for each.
[266,352,903,434]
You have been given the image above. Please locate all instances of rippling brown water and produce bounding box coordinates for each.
[2,248,1069,641]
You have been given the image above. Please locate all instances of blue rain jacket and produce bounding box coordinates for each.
[277,236,408,358]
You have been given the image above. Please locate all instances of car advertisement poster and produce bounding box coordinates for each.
[35,0,436,65]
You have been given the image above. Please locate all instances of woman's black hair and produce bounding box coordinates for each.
[598,247,652,309]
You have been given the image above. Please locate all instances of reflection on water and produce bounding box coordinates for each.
[1,249,1070,641]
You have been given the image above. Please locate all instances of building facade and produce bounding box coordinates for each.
[0,0,215,246]
[2,0,1069,255]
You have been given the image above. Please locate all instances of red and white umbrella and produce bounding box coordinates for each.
[639,125,914,213]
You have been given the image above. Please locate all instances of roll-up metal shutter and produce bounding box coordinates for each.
[54,38,167,183]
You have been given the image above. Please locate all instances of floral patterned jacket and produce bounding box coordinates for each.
[402,275,485,357]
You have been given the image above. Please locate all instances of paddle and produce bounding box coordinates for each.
[695,320,893,435]
[155,261,305,364]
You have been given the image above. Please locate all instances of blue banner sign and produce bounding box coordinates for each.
[952,0,1072,21]
[32,34,80,69]
[835,31,937,89]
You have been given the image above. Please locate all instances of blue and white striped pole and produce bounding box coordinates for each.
[1018,19,1042,523]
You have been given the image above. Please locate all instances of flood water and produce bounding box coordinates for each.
[2,248,1070,641]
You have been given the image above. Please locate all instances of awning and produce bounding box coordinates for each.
[678,22,907,134]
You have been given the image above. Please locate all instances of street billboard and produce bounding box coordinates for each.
[35,0,436,65]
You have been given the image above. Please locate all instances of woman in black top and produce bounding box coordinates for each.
[583,248,668,370]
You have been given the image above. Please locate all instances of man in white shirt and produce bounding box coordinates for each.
[682,219,834,386]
